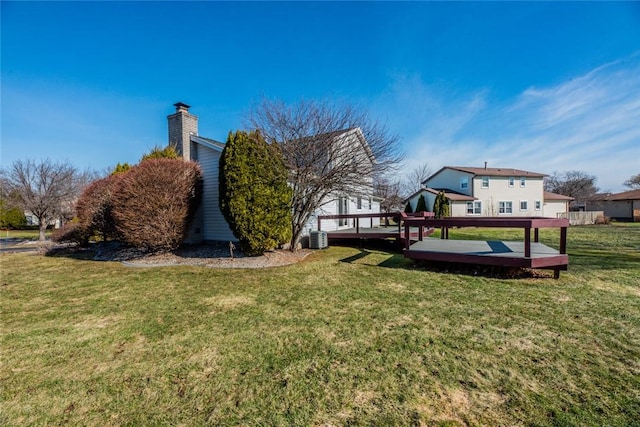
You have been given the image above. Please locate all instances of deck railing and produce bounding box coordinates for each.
[317,211,434,240]
[402,216,569,261]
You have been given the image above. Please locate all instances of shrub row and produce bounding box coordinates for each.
[54,159,202,252]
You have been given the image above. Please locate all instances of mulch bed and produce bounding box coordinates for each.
[45,241,312,269]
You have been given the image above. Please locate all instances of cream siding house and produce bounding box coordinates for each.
[167,103,380,243]
[590,189,640,221]
[405,166,570,218]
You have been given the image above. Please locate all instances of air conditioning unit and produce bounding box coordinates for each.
[309,230,328,249]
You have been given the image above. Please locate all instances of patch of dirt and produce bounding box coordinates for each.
[48,241,312,269]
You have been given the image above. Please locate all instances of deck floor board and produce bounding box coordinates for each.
[409,239,559,258]
[404,238,568,270]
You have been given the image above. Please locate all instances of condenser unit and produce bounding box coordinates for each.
[309,231,328,249]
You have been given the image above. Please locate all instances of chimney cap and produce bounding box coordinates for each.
[174,102,191,111]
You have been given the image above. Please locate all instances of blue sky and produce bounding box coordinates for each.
[2,1,639,192]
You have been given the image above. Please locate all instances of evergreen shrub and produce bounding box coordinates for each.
[416,194,428,212]
[219,130,292,255]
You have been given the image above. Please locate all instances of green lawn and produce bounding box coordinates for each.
[1,224,639,426]
[1,229,51,240]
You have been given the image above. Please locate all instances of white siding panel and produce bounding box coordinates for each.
[198,146,236,242]
[426,169,473,196]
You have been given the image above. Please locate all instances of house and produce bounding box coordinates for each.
[590,189,640,221]
[404,165,572,218]
[167,102,380,243]
[24,212,61,229]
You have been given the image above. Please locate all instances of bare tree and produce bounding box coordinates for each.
[247,98,403,250]
[623,173,640,189]
[545,170,600,210]
[1,159,82,240]
[374,178,404,214]
[402,162,432,197]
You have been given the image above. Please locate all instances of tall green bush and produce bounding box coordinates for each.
[433,191,450,218]
[404,201,413,214]
[415,194,428,212]
[0,200,27,229]
[219,130,292,255]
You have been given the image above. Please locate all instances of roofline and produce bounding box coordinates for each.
[403,187,477,203]
[423,165,547,185]
[190,135,225,152]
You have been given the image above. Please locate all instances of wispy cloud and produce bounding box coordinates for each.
[379,53,640,192]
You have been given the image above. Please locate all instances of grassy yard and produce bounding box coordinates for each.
[0,229,50,240]
[1,224,638,426]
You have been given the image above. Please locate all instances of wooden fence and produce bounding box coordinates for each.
[556,211,604,225]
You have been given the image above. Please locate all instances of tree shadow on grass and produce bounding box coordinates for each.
[339,249,373,264]
[570,250,640,272]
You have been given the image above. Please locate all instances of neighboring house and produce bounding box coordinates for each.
[590,189,640,221]
[24,212,61,229]
[542,191,574,218]
[404,166,572,218]
[167,103,380,243]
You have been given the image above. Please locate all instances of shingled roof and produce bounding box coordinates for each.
[439,166,547,178]
[594,189,640,201]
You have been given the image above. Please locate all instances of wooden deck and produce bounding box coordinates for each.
[318,212,434,246]
[402,216,569,278]
[326,226,432,243]
[317,213,570,278]
[404,239,568,270]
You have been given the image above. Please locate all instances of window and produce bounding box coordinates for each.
[481,176,490,188]
[535,200,542,211]
[368,198,372,210]
[466,201,481,215]
[339,197,348,226]
[520,177,526,187]
[357,197,362,210]
[499,201,513,214]
[460,177,469,190]
[509,177,515,187]
[520,200,528,211]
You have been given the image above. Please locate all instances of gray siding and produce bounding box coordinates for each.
[198,146,236,242]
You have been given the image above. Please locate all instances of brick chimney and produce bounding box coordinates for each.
[167,102,198,160]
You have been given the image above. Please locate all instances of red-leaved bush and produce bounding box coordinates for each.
[75,174,123,242]
[111,159,202,252]
[51,221,90,246]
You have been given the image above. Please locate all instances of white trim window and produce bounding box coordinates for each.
[466,201,482,215]
[499,201,513,214]
[368,198,372,210]
[520,200,528,211]
[509,177,515,187]
[520,177,526,187]
[481,176,490,188]
[357,197,362,210]
[535,200,542,211]
[460,177,469,190]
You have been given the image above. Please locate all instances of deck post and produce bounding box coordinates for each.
[418,225,423,241]
[524,227,531,258]
[560,226,567,254]
[404,223,411,250]
[356,218,360,235]
[534,228,539,242]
